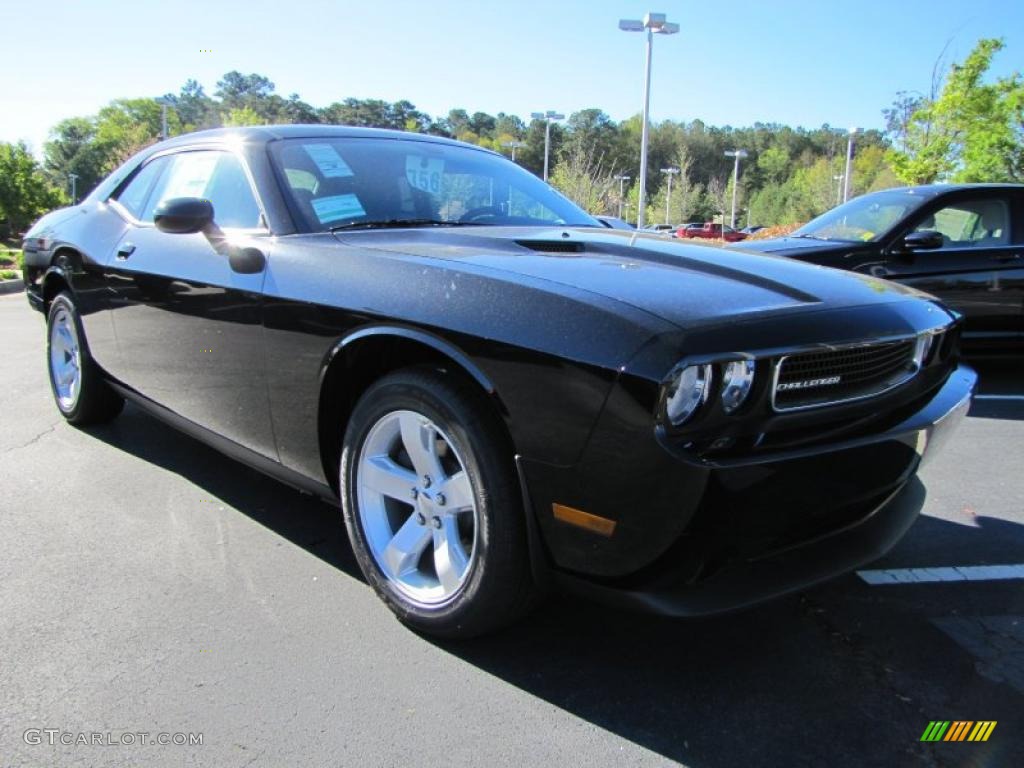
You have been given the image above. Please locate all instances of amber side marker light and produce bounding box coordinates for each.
[552,503,617,537]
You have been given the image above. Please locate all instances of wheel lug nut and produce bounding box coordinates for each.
[416,513,426,525]
[423,475,432,488]
[410,488,419,500]
[432,516,442,529]
[436,493,446,506]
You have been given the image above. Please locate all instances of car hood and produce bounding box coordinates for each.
[24,206,80,239]
[337,226,927,331]
[730,236,865,256]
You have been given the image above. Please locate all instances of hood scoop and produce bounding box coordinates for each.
[515,239,585,253]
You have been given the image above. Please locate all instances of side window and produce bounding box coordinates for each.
[113,157,170,219]
[204,154,262,229]
[141,150,262,229]
[915,198,1011,249]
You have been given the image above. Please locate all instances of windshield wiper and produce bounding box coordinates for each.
[791,233,828,240]
[329,218,482,232]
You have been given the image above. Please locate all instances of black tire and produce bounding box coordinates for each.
[340,367,535,638]
[46,291,124,425]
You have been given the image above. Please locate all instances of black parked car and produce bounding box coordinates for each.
[736,185,1024,352]
[23,126,975,637]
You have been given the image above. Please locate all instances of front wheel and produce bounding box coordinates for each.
[340,368,535,638]
[46,292,123,425]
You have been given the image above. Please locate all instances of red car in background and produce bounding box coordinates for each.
[677,222,748,242]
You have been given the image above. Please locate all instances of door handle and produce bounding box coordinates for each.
[993,252,1021,263]
[116,243,136,260]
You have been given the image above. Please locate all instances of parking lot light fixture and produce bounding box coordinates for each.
[843,127,859,203]
[660,167,679,225]
[614,174,631,218]
[530,111,564,181]
[619,12,679,229]
[723,150,748,229]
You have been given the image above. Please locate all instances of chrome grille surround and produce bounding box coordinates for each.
[771,337,923,412]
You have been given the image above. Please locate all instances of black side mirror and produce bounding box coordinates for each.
[154,197,214,235]
[902,230,944,251]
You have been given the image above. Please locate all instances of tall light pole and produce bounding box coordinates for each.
[660,167,679,225]
[68,173,79,205]
[502,140,526,162]
[614,174,631,218]
[619,13,679,229]
[833,174,844,206]
[843,127,858,203]
[723,149,748,229]
[155,96,173,141]
[530,110,564,181]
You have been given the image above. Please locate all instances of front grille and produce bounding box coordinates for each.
[772,339,917,411]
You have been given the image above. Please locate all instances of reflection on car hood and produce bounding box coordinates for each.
[337,226,926,330]
[729,236,860,255]
[24,206,80,238]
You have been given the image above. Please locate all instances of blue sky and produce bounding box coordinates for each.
[2,0,1021,155]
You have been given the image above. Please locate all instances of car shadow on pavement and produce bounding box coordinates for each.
[85,401,1024,767]
[86,402,363,581]
[439,512,1024,766]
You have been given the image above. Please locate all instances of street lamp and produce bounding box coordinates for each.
[502,140,526,162]
[619,12,679,229]
[723,149,748,229]
[659,167,679,225]
[843,127,858,203]
[613,174,631,218]
[68,173,79,205]
[529,110,564,181]
[155,96,174,141]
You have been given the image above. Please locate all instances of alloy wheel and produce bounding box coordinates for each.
[356,409,479,606]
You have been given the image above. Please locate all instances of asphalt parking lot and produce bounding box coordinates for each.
[2,291,1022,768]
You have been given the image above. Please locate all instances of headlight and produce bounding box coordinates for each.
[664,364,713,426]
[720,359,755,413]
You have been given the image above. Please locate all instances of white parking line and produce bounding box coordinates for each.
[857,564,1024,585]
[974,394,1024,401]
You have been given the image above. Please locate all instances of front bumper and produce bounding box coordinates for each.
[525,363,975,615]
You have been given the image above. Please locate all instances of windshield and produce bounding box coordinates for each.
[792,190,930,243]
[269,137,598,232]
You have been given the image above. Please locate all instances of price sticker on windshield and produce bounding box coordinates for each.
[405,156,444,194]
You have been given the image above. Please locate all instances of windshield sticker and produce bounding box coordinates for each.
[311,194,366,224]
[405,155,444,194]
[303,144,354,178]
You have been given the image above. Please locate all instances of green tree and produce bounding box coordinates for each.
[94,98,177,172]
[0,142,63,237]
[215,71,276,120]
[43,117,107,200]
[223,106,266,126]
[887,38,1024,183]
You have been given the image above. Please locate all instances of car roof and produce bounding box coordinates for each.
[159,124,485,152]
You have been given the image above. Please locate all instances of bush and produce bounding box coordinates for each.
[748,223,802,240]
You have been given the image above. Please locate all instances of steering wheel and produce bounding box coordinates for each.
[459,205,503,223]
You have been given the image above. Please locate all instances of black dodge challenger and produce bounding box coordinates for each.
[735,184,1024,353]
[23,126,976,637]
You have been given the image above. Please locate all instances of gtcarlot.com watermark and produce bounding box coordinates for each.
[23,729,203,747]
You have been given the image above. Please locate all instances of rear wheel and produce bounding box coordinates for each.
[340,368,535,638]
[46,292,123,425]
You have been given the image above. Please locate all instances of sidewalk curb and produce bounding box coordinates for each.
[0,277,25,295]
